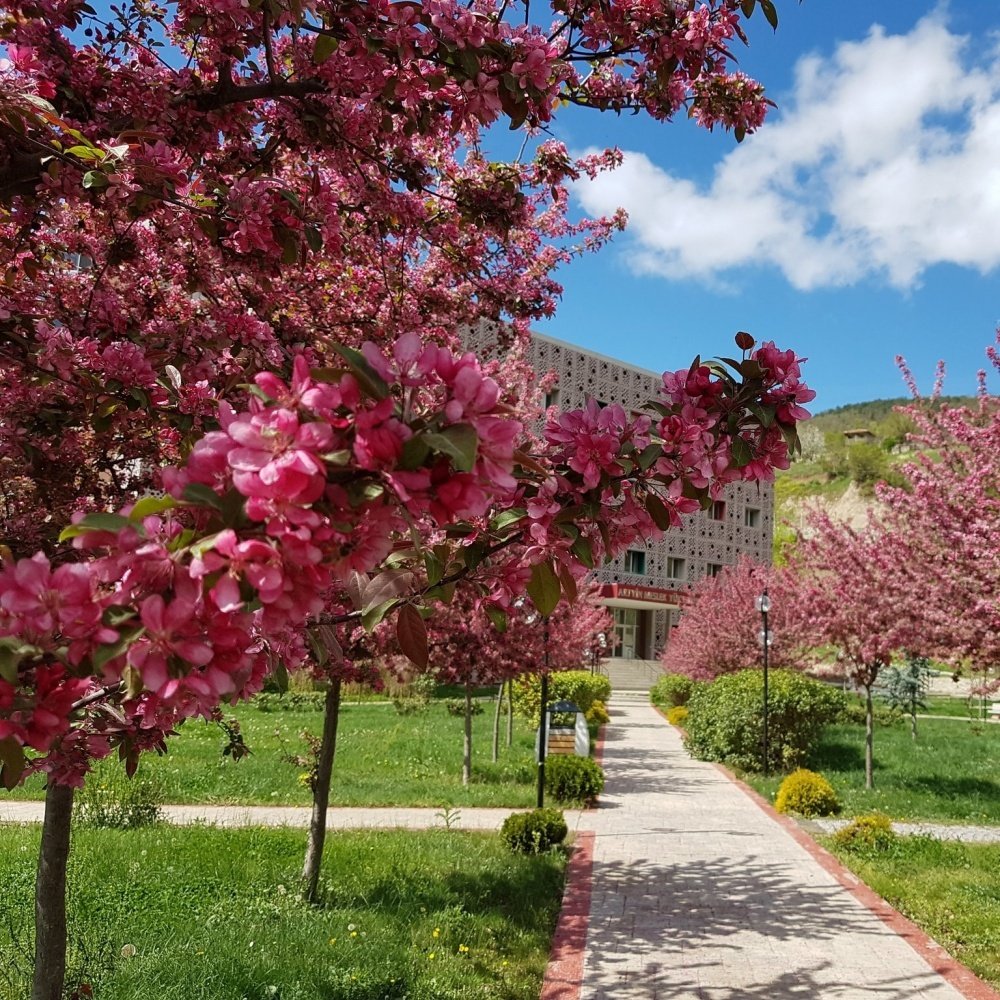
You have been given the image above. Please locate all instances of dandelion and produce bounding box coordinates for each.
[329,938,337,946]
[432,927,440,938]
[120,944,137,958]
[348,923,357,932]
[458,944,469,954]
[428,952,436,961]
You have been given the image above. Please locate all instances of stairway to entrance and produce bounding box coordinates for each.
[600,658,664,692]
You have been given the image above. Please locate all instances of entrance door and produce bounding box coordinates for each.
[613,608,638,659]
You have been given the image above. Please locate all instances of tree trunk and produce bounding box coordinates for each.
[910,706,918,742]
[491,683,502,764]
[864,683,874,790]
[462,682,473,786]
[32,782,74,1000]
[302,678,341,904]
[506,678,514,747]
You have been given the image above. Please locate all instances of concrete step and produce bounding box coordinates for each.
[601,658,665,692]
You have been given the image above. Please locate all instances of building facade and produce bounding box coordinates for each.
[472,323,774,662]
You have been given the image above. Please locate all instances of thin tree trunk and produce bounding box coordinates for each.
[864,683,874,790]
[302,678,341,904]
[506,679,514,747]
[462,682,473,786]
[910,707,918,742]
[32,783,74,1000]
[491,683,502,763]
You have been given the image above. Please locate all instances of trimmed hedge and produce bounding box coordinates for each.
[500,808,568,854]
[684,669,846,773]
[544,755,605,805]
[774,768,840,818]
[832,813,897,854]
[650,674,696,709]
[513,671,611,720]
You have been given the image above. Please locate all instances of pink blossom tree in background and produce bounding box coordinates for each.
[782,510,912,789]
[876,348,1000,701]
[660,556,801,680]
[428,582,611,784]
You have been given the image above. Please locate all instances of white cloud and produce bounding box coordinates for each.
[572,14,1000,290]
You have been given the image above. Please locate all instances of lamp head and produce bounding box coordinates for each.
[755,592,771,614]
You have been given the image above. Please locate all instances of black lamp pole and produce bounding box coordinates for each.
[757,589,771,776]
[537,618,550,809]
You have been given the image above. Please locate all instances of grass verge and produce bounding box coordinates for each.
[744,717,1000,823]
[9,701,540,808]
[0,824,567,1000]
[825,836,1000,989]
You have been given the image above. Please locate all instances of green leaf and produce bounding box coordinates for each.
[570,535,595,570]
[526,561,561,618]
[485,606,508,633]
[330,344,389,401]
[636,443,662,472]
[313,32,339,63]
[181,482,226,511]
[645,493,674,531]
[59,512,134,542]
[362,599,397,633]
[362,569,414,611]
[731,436,754,469]
[271,658,290,691]
[423,424,478,473]
[0,738,26,791]
[92,625,144,672]
[82,169,108,189]
[760,0,778,30]
[424,552,444,587]
[490,508,527,533]
[396,604,428,670]
[129,495,177,521]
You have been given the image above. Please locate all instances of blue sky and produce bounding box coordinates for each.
[533,2,1000,412]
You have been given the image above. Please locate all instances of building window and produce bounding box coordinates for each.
[706,562,724,577]
[744,507,761,528]
[711,500,727,521]
[666,557,686,580]
[544,388,560,408]
[624,549,646,575]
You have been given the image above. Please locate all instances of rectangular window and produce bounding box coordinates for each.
[612,607,638,659]
[544,388,560,409]
[666,557,686,580]
[711,500,727,521]
[744,507,761,528]
[706,562,724,578]
[624,550,646,575]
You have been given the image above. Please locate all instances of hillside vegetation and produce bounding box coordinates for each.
[774,396,974,561]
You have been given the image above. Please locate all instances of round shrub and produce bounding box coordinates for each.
[513,671,612,720]
[445,699,484,717]
[684,669,846,773]
[544,754,605,805]
[501,808,568,854]
[774,769,840,817]
[651,674,695,709]
[665,705,689,727]
[832,813,897,854]
[586,701,610,726]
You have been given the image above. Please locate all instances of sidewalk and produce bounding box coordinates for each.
[0,800,584,831]
[565,696,994,1000]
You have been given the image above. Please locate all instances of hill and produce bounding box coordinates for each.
[807,396,975,436]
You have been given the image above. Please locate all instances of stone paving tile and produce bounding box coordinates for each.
[575,698,971,1000]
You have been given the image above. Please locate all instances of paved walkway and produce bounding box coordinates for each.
[572,695,984,1000]
[0,800,582,831]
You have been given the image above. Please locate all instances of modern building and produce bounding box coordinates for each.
[470,323,774,668]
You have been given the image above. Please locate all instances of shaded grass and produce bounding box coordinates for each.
[825,836,1000,988]
[0,824,566,1000]
[745,717,1000,823]
[8,701,540,808]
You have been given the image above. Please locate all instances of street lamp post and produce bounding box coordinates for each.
[591,631,607,674]
[756,590,771,776]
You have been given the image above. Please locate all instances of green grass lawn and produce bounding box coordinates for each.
[0,824,566,1000]
[826,836,1000,988]
[7,700,541,808]
[746,716,1000,823]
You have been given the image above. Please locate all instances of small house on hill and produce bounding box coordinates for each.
[843,428,876,445]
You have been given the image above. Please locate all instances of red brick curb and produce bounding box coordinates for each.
[538,717,606,999]
[539,830,595,1000]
